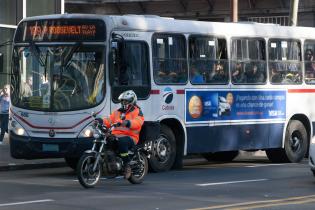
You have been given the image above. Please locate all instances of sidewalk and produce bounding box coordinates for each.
[0,135,65,171]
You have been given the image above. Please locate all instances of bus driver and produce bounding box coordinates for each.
[98,90,144,179]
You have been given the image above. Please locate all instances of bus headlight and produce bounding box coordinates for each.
[78,125,94,138]
[10,120,28,137]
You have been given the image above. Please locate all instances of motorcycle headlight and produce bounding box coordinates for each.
[10,119,29,137]
[78,125,94,138]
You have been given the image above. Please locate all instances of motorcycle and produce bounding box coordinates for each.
[77,114,151,188]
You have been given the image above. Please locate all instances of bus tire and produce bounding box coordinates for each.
[64,157,79,170]
[284,120,308,163]
[149,124,176,172]
[203,151,239,162]
[266,120,308,163]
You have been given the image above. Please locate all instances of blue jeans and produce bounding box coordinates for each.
[117,136,135,164]
[0,114,9,142]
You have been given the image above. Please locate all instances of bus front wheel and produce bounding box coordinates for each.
[149,124,176,172]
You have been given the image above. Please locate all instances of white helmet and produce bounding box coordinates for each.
[118,90,137,110]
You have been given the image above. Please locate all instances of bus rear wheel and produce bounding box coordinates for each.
[266,120,308,163]
[203,151,239,162]
[149,124,176,172]
[284,120,308,163]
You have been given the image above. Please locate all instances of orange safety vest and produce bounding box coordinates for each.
[103,106,144,144]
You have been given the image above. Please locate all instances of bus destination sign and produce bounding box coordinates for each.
[29,25,97,37]
[15,19,106,42]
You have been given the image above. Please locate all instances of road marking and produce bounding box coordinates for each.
[0,199,54,207]
[245,164,287,168]
[227,197,315,210]
[196,179,268,186]
[188,194,315,210]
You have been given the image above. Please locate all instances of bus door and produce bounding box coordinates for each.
[109,32,151,115]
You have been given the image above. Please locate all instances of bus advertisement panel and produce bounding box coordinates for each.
[186,90,286,122]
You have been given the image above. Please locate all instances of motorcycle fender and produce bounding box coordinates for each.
[84,150,97,155]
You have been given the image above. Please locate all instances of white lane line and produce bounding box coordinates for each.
[245,164,287,168]
[196,179,268,186]
[0,199,54,207]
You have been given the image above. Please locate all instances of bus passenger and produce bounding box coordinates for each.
[100,90,144,179]
[212,63,227,83]
[232,62,245,83]
[246,64,264,83]
[190,66,204,84]
[21,76,33,97]
[306,62,315,79]
[305,49,314,61]
[270,65,282,83]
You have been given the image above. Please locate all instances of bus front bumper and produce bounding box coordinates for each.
[9,132,94,159]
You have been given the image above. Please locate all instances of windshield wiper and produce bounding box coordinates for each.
[61,42,82,70]
[29,42,47,67]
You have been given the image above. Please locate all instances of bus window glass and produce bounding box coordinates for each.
[231,38,266,84]
[304,40,315,84]
[152,34,187,84]
[11,45,105,111]
[188,36,228,85]
[111,41,150,101]
[113,42,149,86]
[269,39,302,85]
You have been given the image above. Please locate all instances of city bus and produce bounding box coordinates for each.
[9,14,315,172]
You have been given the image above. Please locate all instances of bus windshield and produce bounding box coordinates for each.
[11,44,105,111]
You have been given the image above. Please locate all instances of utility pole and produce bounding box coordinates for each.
[289,0,299,26]
[231,0,238,22]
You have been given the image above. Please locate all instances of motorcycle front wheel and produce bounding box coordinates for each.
[77,153,102,188]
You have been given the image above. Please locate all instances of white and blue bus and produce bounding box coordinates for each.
[10,14,315,171]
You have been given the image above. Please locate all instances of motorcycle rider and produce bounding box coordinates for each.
[102,90,144,179]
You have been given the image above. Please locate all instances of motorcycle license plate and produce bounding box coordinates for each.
[42,144,59,152]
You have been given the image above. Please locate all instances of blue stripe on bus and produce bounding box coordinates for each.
[186,123,284,153]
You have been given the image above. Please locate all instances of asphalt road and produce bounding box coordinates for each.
[0,159,315,210]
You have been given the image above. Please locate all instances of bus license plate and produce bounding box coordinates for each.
[42,144,59,152]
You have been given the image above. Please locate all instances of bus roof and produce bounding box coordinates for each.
[19,13,315,40]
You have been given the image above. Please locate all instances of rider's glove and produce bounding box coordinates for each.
[94,118,103,125]
[122,120,131,128]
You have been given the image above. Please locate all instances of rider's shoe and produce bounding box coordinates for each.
[124,165,131,179]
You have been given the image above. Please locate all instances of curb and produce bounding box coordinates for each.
[0,162,67,171]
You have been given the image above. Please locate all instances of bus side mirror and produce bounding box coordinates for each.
[110,33,125,86]
[0,53,3,73]
[111,41,119,65]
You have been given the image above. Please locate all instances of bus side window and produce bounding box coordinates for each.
[304,40,315,84]
[231,38,266,85]
[188,35,228,85]
[152,33,187,84]
[268,39,302,85]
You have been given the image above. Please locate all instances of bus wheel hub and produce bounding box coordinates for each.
[155,137,169,162]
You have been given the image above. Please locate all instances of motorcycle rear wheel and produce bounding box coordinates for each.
[128,152,148,184]
[77,153,102,188]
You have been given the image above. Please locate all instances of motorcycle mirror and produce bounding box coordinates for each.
[91,111,97,118]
